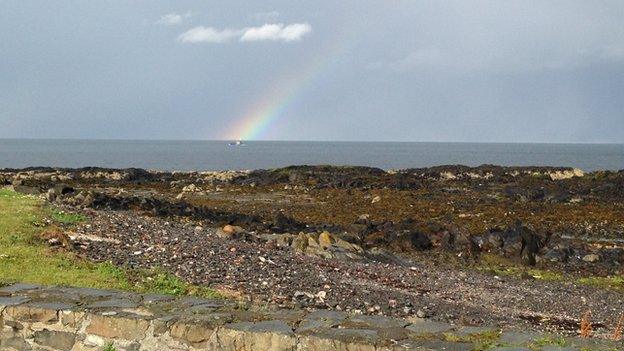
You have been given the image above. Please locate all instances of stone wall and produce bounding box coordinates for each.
[0,284,621,351]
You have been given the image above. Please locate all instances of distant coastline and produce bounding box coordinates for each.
[0,139,622,171]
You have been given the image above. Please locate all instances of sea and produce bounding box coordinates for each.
[0,139,622,172]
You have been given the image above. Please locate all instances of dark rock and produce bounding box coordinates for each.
[273,212,305,233]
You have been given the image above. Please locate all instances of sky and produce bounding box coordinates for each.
[1,0,623,143]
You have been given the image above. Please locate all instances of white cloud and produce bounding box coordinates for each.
[177,26,241,43]
[240,23,311,42]
[158,12,192,26]
[249,11,280,21]
[178,23,312,44]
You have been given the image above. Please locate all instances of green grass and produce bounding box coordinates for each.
[529,335,568,349]
[477,254,564,281]
[49,208,86,225]
[577,275,624,291]
[0,188,221,298]
[102,342,117,351]
[477,253,624,292]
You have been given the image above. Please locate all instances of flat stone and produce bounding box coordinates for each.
[214,322,297,351]
[186,303,220,315]
[62,287,115,298]
[296,310,348,333]
[143,293,175,304]
[304,310,348,323]
[86,314,150,340]
[345,315,409,329]
[297,319,334,334]
[60,310,86,328]
[0,283,40,295]
[490,348,532,351]
[456,326,499,337]
[170,320,215,345]
[297,334,376,351]
[499,331,546,345]
[0,336,32,350]
[564,337,619,349]
[86,298,139,309]
[377,326,410,341]
[226,320,294,335]
[29,288,88,303]
[540,347,580,351]
[28,301,76,311]
[309,328,379,344]
[180,313,233,330]
[33,329,76,350]
[4,304,59,323]
[265,309,307,325]
[400,339,474,351]
[405,320,455,335]
[0,296,30,307]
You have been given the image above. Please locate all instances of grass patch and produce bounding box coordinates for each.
[577,276,624,291]
[49,208,86,225]
[478,253,624,293]
[0,188,221,298]
[477,254,564,281]
[529,335,567,349]
[443,330,500,343]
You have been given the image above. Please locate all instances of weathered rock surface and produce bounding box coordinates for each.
[0,284,621,351]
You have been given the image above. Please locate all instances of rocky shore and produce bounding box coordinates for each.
[2,165,623,339]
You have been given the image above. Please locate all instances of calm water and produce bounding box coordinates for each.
[0,139,622,171]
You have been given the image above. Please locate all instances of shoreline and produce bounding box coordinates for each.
[1,164,624,338]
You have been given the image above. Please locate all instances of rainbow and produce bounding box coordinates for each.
[222,32,351,141]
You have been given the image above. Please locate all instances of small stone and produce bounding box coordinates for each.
[582,254,600,263]
[371,195,381,204]
[416,309,427,318]
[182,184,198,192]
[318,231,334,248]
[216,225,245,239]
[45,188,57,202]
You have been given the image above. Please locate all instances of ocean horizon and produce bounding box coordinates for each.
[1,138,623,171]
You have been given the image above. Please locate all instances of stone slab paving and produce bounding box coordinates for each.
[0,284,622,351]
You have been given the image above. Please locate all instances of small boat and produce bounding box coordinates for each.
[228,140,245,146]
